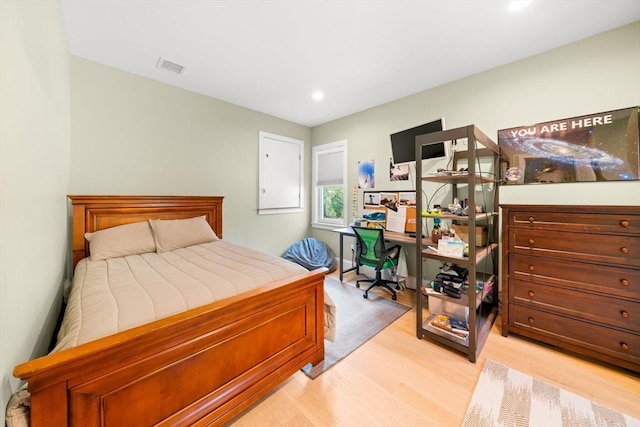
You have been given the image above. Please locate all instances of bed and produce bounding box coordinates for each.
[12,195,328,426]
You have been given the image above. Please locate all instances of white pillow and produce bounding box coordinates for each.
[149,216,218,252]
[85,221,156,261]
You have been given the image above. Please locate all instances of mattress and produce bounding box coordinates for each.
[53,240,336,352]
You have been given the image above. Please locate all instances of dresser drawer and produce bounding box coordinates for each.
[509,210,640,235]
[509,279,640,331]
[510,304,640,361]
[509,253,639,299]
[509,229,640,267]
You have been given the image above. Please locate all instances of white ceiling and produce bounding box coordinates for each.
[61,0,640,127]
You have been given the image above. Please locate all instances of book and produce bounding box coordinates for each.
[449,317,469,333]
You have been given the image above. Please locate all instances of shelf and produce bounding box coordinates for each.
[419,304,498,359]
[422,174,497,185]
[423,314,469,347]
[422,273,495,308]
[421,212,498,221]
[421,243,498,265]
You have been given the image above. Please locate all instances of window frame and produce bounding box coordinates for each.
[311,140,347,229]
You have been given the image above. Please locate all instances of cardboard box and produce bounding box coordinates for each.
[451,224,487,246]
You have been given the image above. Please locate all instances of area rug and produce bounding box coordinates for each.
[463,359,640,427]
[301,277,410,379]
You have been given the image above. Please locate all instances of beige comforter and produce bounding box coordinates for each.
[54,240,335,352]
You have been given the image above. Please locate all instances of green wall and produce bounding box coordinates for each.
[0,0,70,410]
[70,57,312,255]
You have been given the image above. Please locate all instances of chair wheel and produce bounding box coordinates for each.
[392,294,397,301]
[363,293,368,299]
[356,283,360,288]
[395,285,401,290]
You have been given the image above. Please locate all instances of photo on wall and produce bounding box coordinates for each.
[358,159,375,188]
[498,106,639,185]
[399,191,416,206]
[380,192,399,212]
[364,192,380,207]
[390,158,409,181]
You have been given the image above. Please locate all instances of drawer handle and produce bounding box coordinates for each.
[620,220,629,228]
[528,265,535,272]
[528,238,535,245]
[620,342,630,352]
[620,247,629,254]
[621,279,630,287]
[528,291,535,298]
[528,317,534,324]
[528,216,535,223]
[621,310,629,319]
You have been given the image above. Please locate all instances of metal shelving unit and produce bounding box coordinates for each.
[415,125,500,362]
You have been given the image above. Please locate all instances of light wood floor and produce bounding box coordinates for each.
[229,271,640,426]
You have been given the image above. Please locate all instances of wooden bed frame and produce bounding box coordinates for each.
[13,195,326,426]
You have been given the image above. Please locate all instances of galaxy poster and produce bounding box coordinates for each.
[498,106,639,185]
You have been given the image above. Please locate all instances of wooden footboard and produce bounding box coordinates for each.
[14,268,325,426]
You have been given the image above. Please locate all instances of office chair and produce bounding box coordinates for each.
[351,226,402,300]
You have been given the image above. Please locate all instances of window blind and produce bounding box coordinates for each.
[316,150,343,186]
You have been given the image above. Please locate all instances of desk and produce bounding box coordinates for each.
[333,227,429,281]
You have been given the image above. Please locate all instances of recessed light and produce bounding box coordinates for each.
[312,90,324,101]
[509,0,532,12]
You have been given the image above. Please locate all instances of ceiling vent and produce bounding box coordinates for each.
[156,57,184,74]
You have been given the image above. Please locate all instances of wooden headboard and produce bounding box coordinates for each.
[69,195,224,267]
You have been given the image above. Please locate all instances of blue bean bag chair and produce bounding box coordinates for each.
[283,237,336,273]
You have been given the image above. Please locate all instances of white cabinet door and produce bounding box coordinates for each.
[259,131,303,213]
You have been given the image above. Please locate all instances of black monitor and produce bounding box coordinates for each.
[390,118,447,165]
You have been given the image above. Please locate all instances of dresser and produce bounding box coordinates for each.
[501,205,640,372]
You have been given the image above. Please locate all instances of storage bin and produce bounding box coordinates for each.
[428,296,469,322]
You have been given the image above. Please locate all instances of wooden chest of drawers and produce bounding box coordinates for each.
[501,205,640,372]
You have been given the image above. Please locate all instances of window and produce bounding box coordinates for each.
[312,140,347,228]
[258,131,303,214]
